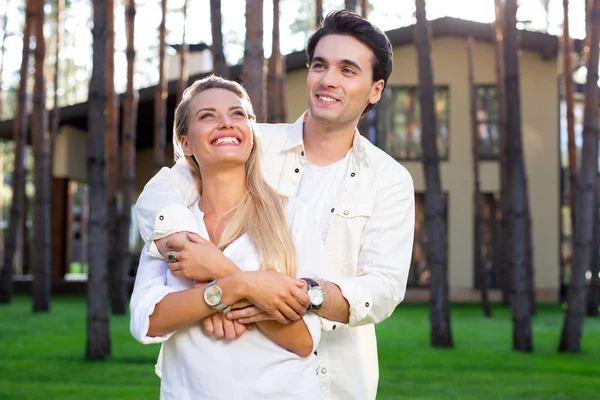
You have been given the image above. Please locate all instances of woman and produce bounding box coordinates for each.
[130,76,326,399]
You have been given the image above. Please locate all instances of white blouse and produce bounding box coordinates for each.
[130,198,327,400]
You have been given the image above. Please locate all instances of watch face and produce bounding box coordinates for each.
[204,284,222,307]
[308,287,324,306]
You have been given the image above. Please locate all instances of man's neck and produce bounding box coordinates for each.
[302,114,356,167]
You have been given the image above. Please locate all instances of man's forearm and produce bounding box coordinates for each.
[314,280,350,323]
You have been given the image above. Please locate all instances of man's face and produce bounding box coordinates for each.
[306,34,384,129]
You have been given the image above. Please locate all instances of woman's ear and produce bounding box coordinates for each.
[180,136,193,157]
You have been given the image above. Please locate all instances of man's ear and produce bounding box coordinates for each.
[180,136,193,157]
[369,79,385,105]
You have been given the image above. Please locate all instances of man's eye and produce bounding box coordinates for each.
[342,68,355,75]
[312,63,325,69]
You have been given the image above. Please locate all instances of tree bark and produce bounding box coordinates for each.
[315,0,323,28]
[118,0,139,315]
[153,0,167,172]
[563,0,577,234]
[105,0,124,315]
[414,0,452,348]
[360,0,368,18]
[87,0,111,359]
[177,0,189,103]
[31,0,51,312]
[468,36,491,318]
[243,0,266,122]
[587,190,599,316]
[504,0,533,352]
[0,0,11,117]
[559,0,600,352]
[493,0,511,307]
[50,0,64,177]
[345,0,358,11]
[210,0,228,78]
[267,0,283,123]
[0,0,33,304]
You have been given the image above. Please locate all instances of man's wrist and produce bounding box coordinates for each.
[213,258,240,280]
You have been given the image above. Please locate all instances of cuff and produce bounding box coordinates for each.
[130,279,175,344]
[146,204,200,259]
[329,277,372,327]
[319,315,348,332]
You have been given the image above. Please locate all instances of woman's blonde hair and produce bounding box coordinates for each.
[173,75,297,277]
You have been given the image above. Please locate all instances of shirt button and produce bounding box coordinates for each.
[301,151,305,156]
[159,215,164,220]
[332,324,336,330]
[314,350,318,356]
[330,208,335,213]
[365,302,370,307]
[350,172,356,177]
[321,368,327,374]
[294,168,300,173]
[343,210,349,215]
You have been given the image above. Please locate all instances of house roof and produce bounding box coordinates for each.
[0,17,582,146]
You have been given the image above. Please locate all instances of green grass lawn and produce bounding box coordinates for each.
[0,297,598,400]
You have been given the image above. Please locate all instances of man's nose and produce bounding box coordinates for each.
[320,69,339,88]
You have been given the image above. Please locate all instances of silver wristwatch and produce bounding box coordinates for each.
[301,277,324,311]
[203,280,229,311]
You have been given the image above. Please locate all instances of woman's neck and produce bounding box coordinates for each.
[198,166,248,216]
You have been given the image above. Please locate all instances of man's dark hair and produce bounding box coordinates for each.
[306,9,393,114]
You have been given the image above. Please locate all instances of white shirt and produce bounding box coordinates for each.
[295,158,345,241]
[134,111,416,400]
[130,199,326,400]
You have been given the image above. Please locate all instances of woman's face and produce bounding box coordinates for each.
[181,87,254,170]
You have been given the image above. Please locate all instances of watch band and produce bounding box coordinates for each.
[301,277,324,311]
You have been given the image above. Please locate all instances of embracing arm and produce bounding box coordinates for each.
[255,318,315,357]
[316,165,415,327]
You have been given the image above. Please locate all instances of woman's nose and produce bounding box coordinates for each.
[218,114,233,129]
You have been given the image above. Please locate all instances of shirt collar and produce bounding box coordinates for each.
[282,111,369,164]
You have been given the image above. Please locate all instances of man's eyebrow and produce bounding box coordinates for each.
[310,56,362,72]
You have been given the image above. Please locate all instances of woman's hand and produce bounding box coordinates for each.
[166,232,239,282]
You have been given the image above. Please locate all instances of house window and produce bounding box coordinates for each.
[473,193,502,290]
[475,86,500,159]
[408,193,448,288]
[373,86,450,161]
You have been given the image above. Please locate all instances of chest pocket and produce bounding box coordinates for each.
[325,194,374,265]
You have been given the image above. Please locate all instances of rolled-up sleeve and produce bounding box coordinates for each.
[134,159,199,253]
[129,247,175,344]
[330,165,415,328]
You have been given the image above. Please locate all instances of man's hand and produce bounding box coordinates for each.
[203,312,254,340]
[225,306,274,324]
[239,271,310,324]
[166,232,238,282]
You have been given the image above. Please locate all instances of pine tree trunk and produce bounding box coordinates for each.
[0,0,11,117]
[504,0,533,352]
[153,0,167,172]
[87,0,111,360]
[345,0,357,11]
[106,0,124,315]
[587,191,599,316]
[0,0,33,304]
[564,0,577,235]
[468,36,491,318]
[50,0,64,175]
[493,0,511,307]
[31,0,51,312]
[243,0,266,122]
[559,0,600,352]
[118,0,139,313]
[414,0,452,348]
[315,0,323,28]
[267,0,281,123]
[210,0,228,78]
[360,0,368,18]
[177,0,189,103]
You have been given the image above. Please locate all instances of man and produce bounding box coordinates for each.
[134,10,414,400]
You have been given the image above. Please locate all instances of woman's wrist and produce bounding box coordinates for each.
[217,271,249,305]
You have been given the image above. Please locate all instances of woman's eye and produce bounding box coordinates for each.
[232,111,246,117]
[199,113,213,120]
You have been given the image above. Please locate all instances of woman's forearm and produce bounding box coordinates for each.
[148,274,246,337]
[255,319,314,357]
